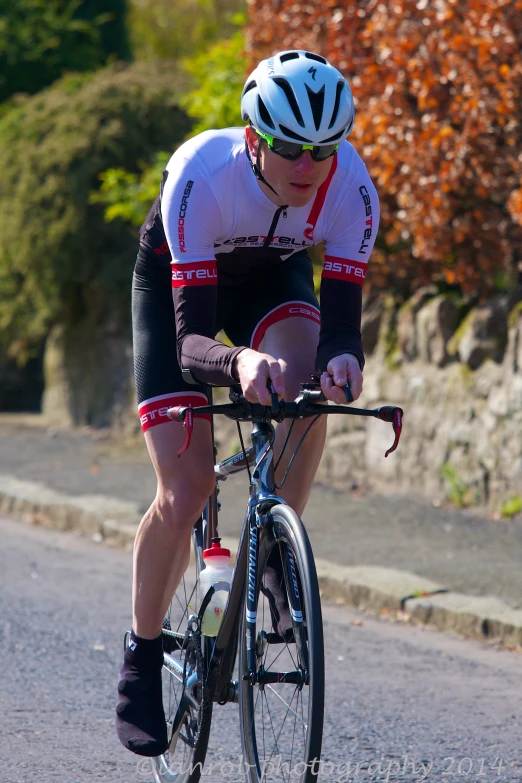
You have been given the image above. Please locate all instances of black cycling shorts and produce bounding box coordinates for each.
[132,247,319,432]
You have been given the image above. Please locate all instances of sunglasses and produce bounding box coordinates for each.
[254,127,338,162]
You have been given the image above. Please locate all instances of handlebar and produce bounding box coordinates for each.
[167,381,403,459]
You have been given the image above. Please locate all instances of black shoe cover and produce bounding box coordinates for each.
[115,631,168,757]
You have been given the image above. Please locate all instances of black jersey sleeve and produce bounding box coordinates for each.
[173,284,246,386]
[315,278,364,373]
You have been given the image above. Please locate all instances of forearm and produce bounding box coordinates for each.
[173,284,247,386]
[316,277,364,374]
[179,334,245,386]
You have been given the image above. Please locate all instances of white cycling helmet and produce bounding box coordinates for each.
[241,50,355,145]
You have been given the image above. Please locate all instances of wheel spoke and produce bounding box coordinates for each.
[265,684,305,727]
[262,689,285,779]
[262,685,303,783]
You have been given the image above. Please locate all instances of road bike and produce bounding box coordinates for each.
[146,380,402,783]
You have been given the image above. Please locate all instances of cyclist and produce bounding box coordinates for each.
[116,49,379,756]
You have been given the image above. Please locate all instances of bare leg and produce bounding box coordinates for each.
[132,420,215,639]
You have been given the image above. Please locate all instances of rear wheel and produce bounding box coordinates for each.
[239,504,325,783]
[151,516,213,783]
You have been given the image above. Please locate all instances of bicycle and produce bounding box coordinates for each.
[143,379,403,783]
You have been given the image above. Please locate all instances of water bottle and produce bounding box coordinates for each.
[199,542,233,636]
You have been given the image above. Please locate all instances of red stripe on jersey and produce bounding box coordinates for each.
[251,301,320,351]
[171,260,217,288]
[303,154,338,242]
[322,255,367,285]
[138,392,210,432]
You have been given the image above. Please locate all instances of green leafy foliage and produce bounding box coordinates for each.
[180,28,247,133]
[127,0,244,61]
[441,462,469,508]
[91,151,170,228]
[0,62,192,362]
[500,495,522,519]
[0,0,129,102]
[76,0,130,60]
[94,27,248,230]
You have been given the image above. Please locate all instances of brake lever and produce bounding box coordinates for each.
[385,408,403,457]
[167,405,194,457]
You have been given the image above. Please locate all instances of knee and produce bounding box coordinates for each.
[153,473,215,532]
[282,357,316,400]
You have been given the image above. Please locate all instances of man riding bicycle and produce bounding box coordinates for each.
[116,49,380,757]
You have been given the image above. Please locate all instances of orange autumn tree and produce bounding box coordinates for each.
[246,0,522,299]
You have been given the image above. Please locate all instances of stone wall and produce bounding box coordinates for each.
[317,289,522,511]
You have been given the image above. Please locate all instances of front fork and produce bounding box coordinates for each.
[244,508,308,683]
[246,518,259,677]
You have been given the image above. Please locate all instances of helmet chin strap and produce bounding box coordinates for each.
[245,139,280,197]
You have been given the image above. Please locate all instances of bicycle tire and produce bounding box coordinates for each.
[238,503,325,783]
[150,515,213,783]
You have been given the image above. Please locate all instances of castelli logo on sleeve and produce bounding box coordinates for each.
[322,256,367,285]
[178,180,194,253]
[171,260,217,287]
[358,185,373,255]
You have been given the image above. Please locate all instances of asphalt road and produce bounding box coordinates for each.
[2,517,522,783]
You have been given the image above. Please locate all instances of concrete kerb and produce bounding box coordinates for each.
[2,473,522,650]
[0,474,142,546]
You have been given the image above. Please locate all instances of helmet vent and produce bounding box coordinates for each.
[279,125,312,143]
[329,81,345,129]
[258,96,275,129]
[280,52,300,63]
[243,80,257,95]
[273,77,304,126]
[305,52,327,64]
[306,84,325,131]
[319,128,346,143]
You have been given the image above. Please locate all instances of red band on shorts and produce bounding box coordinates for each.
[138,392,210,432]
[322,256,367,285]
[250,301,320,352]
[171,260,217,288]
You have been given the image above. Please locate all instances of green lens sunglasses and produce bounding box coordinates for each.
[253,127,339,162]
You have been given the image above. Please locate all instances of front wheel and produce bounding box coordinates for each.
[239,504,325,783]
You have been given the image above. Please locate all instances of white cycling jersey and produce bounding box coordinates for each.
[148,127,378,287]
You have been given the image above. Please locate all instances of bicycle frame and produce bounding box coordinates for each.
[203,419,286,705]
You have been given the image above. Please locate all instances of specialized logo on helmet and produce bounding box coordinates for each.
[308,66,317,81]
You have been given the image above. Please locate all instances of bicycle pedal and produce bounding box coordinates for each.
[161,618,183,654]
[162,631,177,654]
[266,632,293,645]
[267,627,305,644]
